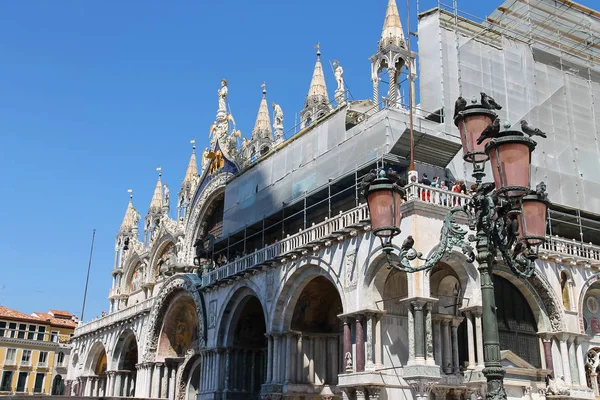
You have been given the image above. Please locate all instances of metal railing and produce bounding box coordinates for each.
[74,297,154,336]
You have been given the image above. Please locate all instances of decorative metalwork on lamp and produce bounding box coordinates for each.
[363,92,551,400]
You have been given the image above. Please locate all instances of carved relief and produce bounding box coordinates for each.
[345,250,357,288]
[208,299,217,329]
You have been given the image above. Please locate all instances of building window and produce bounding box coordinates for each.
[27,325,37,340]
[38,352,48,367]
[56,352,65,367]
[0,321,6,337]
[5,348,16,365]
[21,349,31,365]
[16,372,27,392]
[33,373,44,393]
[36,326,46,341]
[7,322,17,338]
[50,331,59,343]
[0,371,13,392]
[17,323,26,339]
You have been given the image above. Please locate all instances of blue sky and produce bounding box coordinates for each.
[0,0,595,321]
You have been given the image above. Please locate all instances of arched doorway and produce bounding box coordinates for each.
[494,275,541,367]
[289,276,343,388]
[51,375,64,395]
[430,262,467,374]
[84,343,108,396]
[222,294,267,398]
[113,330,139,397]
[582,281,600,335]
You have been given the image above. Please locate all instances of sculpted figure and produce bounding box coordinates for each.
[273,102,284,131]
[333,60,344,92]
[163,184,170,204]
[218,79,228,114]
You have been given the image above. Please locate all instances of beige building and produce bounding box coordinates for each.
[0,306,76,396]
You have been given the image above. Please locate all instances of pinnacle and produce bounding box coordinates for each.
[183,148,198,186]
[306,51,329,101]
[251,87,273,141]
[148,175,163,214]
[119,195,139,234]
[380,0,405,48]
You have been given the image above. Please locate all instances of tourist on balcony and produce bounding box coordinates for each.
[440,180,449,206]
[421,174,431,201]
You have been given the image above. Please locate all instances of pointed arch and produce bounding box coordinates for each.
[111,329,139,371]
[84,341,108,376]
[216,283,267,347]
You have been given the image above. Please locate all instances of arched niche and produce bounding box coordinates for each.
[156,292,200,361]
[494,274,541,368]
[84,342,107,376]
[582,281,600,335]
[112,329,139,373]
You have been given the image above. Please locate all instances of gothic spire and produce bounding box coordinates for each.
[183,141,198,186]
[306,44,329,102]
[251,83,273,141]
[379,0,406,49]
[119,190,139,234]
[148,169,163,215]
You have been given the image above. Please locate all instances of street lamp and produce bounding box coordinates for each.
[362,93,550,400]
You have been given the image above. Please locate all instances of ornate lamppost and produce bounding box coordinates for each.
[362,93,550,400]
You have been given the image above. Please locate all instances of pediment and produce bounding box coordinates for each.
[500,350,536,370]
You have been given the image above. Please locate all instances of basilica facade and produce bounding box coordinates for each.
[67,1,600,400]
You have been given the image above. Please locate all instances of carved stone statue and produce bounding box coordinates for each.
[333,60,346,106]
[201,147,210,171]
[218,79,228,115]
[344,351,353,372]
[163,184,170,204]
[545,374,570,396]
[272,102,284,143]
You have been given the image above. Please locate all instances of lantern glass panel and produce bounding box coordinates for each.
[489,142,531,197]
[367,188,403,237]
[519,199,548,245]
[458,114,493,162]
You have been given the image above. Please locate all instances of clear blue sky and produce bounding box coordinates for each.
[0,0,595,322]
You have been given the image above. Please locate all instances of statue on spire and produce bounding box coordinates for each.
[217,79,228,117]
[272,102,284,144]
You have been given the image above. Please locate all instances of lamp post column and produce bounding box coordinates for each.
[477,232,506,400]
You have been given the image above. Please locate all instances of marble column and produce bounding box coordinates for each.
[451,318,462,374]
[90,377,97,397]
[308,336,315,384]
[542,337,555,376]
[425,303,434,364]
[408,304,415,363]
[151,363,162,398]
[575,339,587,388]
[285,333,293,383]
[474,311,484,369]
[442,319,452,374]
[123,373,130,397]
[296,334,304,382]
[568,338,580,386]
[592,373,600,395]
[343,319,352,372]
[169,366,176,399]
[146,363,153,398]
[223,349,231,392]
[433,317,442,366]
[161,363,168,398]
[366,313,375,370]
[115,373,123,397]
[413,302,426,362]
[464,311,476,370]
[559,338,573,385]
[266,335,273,384]
[250,351,256,392]
[388,68,397,106]
[374,315,383,368]
[356,316,365,372]
[273,334,281,383]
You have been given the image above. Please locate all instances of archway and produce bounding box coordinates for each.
[51,375,64,395]
[113,330,139,397]
[429,262,468,374]
[494,275,541,368]
[84,343,108,396]
[289,276,343,387]
[582,281,600,335]
[221,292,267,398]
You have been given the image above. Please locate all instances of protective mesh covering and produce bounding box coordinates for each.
[418,10,600,214]
[222,109,391,236]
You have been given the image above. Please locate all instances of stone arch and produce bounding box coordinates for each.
[148,236,176,277]
[580,276,600,336]
[184,173,231,240]
[580,274,600,333]
[494,266,559,333]
[216,283,267,347]
[425,250,480,305]
[270,262,346,332]
[143,274,206,362]
[175,351,201,400]
[111,328,139,370]
[84,341,108,376]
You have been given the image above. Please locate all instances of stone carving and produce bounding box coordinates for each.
[345,351,353,371]
[142,275,206,362]
[208,299,217,329]
[333,60,346,106]
[175,348,200,400]
[218,79,228,116]
[345,251,357,287]
[544,374,570,396]
[163,184,170,205]
[526,271,565,331]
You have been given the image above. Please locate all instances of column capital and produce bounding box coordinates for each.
[451,316,465,327]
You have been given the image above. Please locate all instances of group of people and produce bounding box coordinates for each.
[420,173,476,205]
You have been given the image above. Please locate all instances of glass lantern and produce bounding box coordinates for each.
[485,135,537,198]
[454,106,497,163]
[518,193,549,246]
[366,174,404,243]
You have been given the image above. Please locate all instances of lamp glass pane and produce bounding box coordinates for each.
[489,142,531,197]
[459,115,493,160]
[367,188,402,237]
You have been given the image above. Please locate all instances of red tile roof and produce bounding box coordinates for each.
[0,306,77,329]
[49,309,73,319]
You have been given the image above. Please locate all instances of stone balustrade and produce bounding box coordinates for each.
[542,235,600,264]
[75,297,154,337]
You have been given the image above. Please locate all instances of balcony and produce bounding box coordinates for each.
[74,297,154,337]
[203,183,600,287]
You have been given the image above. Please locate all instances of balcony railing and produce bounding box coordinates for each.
[542,235,600,264]
[202,204,371,287]
[74,297,154,336]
